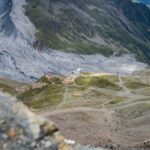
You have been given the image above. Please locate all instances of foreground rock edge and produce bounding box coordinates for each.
[0,92,109,150]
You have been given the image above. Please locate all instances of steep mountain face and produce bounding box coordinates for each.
[25,0,150,62]
[132,0,150,7]
[0,0,149,82]
[0,0,46,82]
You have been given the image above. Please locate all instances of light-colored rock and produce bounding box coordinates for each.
[7,127,16,139]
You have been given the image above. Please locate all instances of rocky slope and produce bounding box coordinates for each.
[132,0,150,7]
[25,0,150,63]
[0,0,149,82]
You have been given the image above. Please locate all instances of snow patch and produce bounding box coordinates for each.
[64,139,76,145]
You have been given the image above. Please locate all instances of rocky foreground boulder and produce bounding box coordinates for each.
[0,92,107,150]
[1,91,149,150]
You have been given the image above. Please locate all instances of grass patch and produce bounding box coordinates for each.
[37,76,51,83]
[0,82,17,96]
[24,93,62,109]
[19,84,64,109]
[75,76,121,91]
[122,76,150,89]
[0,78,28,95]
[37,76,62,84]
[125,82,150,89]
[122,77,141,83]
[18,85,48,101]
[109,99,123,105]
[50,77,62,84]
[99,74,119,82]
[73,41,113,57]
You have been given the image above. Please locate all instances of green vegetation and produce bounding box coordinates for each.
[0,78,28,96]
[122,76,150,89]
[17,85,48,101]
[75,76,121,91]
[19,84,64,109]
[122,76,142,83]
[18,74,122,110]
[125,81,150,90]
[18,73,150,111]
[24,0,150,63]
[0,82,17,96]
[37,76,50,83]
[24,0,114,57]
[109,99,124,105]
[37,76,62,84]
[99,75,119,82]
[72,42,113,57]
[36,31,68,50]
[50,77,62,84]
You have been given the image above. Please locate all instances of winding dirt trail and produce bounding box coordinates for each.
[112,98,150,110]
[41,107,105,117]
[118,74,131,95]
[63,85,69,103]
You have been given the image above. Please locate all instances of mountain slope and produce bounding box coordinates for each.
[25,0,150,63]
[132,0,150,7]
[0,0,148,82]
